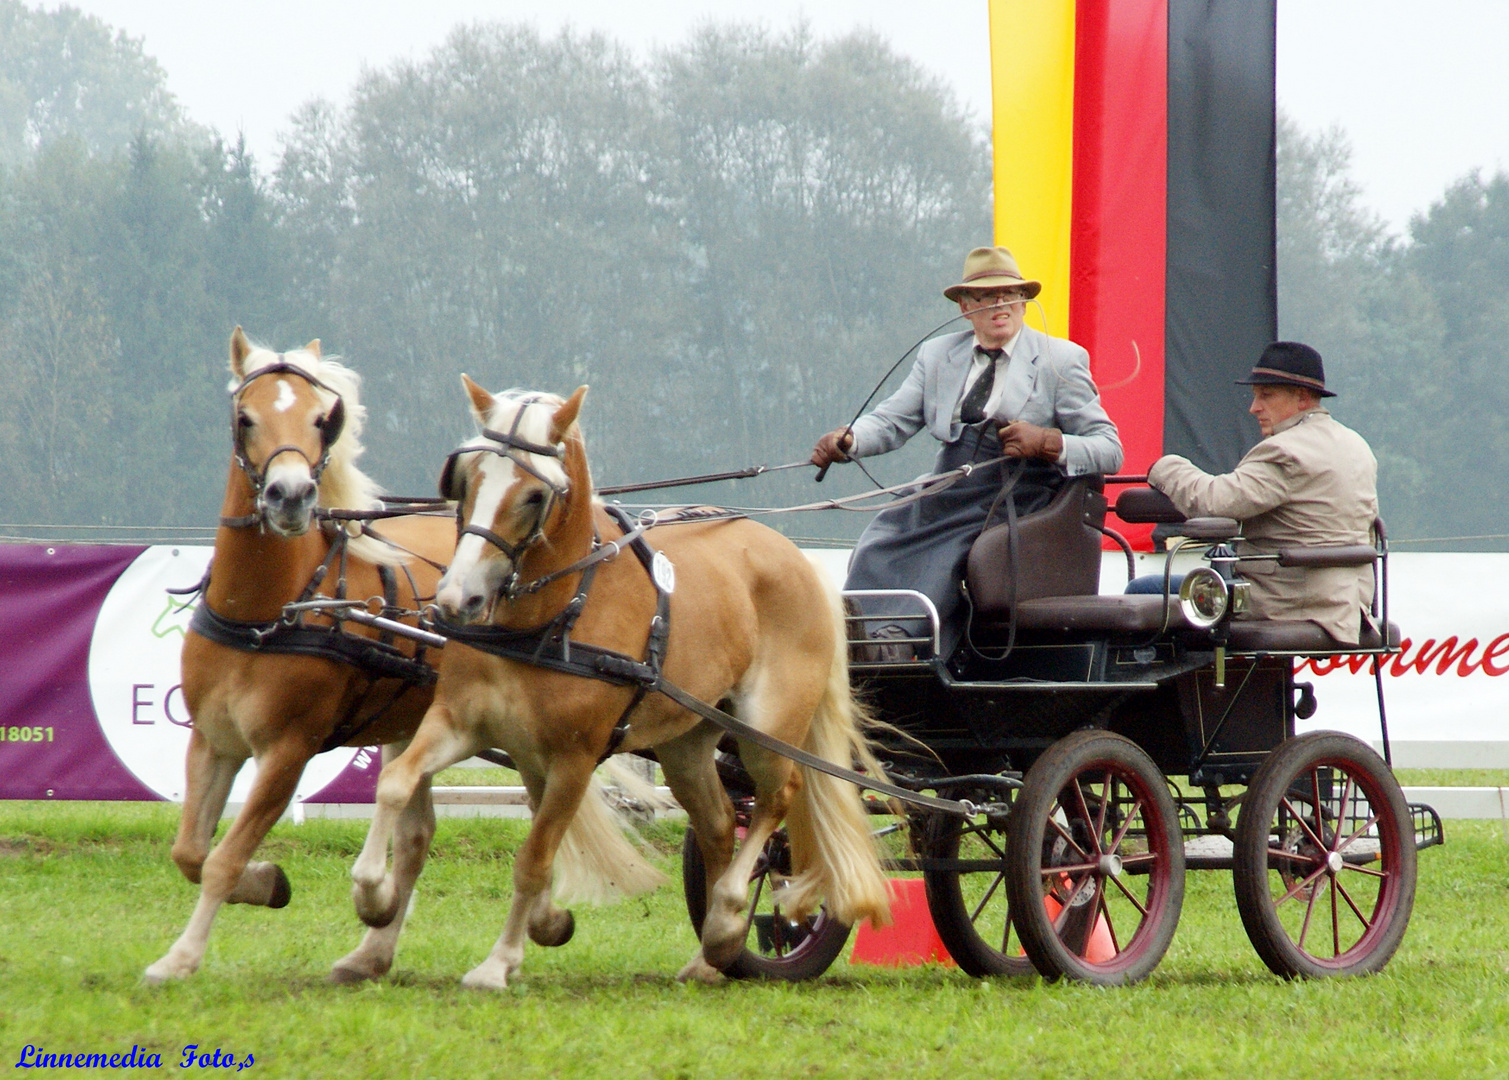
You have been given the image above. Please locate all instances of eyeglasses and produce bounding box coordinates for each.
[962,291,1027,308]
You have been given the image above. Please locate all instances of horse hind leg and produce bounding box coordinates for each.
[329,740,438,984]
[145,737,310,983]
[351,707,477,930]
[462,756,595,991]
[698,745,799,972]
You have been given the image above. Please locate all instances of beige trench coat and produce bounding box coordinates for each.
[1147,409,1378,645]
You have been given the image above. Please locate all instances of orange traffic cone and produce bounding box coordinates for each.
[849,878,954,966]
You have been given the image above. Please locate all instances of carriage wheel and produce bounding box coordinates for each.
[1232,731,1416,978]
[921,806,1034,976]
[1004,730,1185,985]
[681,826,851,981]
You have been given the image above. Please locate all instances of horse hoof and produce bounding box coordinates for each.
[676,953,726,985]
[268,865,292,909]
[327,962,384,986]
[143,957,192,984]
[528,909,574,948]
[460,962,511,991]
[352,882,400,929]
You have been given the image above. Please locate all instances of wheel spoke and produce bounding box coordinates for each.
[960,822,1007,860]
[1040,861,1099,877]
[1333,874,1373,934]
[1277,862,1329,908]
[1330,872,1341,956]
[1046,815,1093,862]
[1116,852,1159,870]
[1341,862,1388,879]
[1098,886,1121,954]
[1280,796,1329,853]
[1107,797,1144,855]
[1266,846,1321,864]
[1051,874,1092,934]
[1094,775,1112,845]
[1331,774,1356,852]
[1107,867,1150,918]
[969,872,1005,923]
[1071,781,1103,856]
[1335,812,1381,855]
[1296,874,1322,951]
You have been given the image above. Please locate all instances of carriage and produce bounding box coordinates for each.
[159,346,1439,989]
[683,474,1442,986]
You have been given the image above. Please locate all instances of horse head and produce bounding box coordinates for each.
[226,327,351,537]
[436,376,588,622]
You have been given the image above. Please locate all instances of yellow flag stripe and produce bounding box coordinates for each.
[989,0,1077,337]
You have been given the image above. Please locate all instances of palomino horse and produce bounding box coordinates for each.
[350,378,892,987]
[145,328,457,984]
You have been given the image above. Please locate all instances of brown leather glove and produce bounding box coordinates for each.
[999,421,1064,462]
[811,428,855,467]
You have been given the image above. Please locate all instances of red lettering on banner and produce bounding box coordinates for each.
[1483,634,1509,676]
[1389,636,1483,677]
[1299,631,1509,677]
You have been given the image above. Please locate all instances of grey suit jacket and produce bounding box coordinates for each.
[1148,409,1379,645]
[848,326,1123,476]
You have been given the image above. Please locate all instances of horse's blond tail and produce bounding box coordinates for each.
[780,558,893,929]
[551,772,666,905]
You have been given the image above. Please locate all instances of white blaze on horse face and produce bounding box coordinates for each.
[272,378,297,413]
[437,451,516,615]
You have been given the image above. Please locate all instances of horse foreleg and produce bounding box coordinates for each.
[169,728,246,885]
[145,738,309,983]
[329,740,438,984]
[351,706,475,929]
[462,756,594,991]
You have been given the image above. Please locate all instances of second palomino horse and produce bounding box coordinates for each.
[146,329,456,983]
[350,378,892,986]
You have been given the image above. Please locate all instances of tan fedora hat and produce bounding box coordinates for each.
[943,246,1042,303]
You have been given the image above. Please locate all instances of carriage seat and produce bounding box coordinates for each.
[1226,616,1400,654]
[965,477,1107,621]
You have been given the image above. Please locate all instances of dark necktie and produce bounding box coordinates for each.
[960,348,1002,424]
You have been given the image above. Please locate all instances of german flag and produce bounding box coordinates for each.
[990,0,1276,544]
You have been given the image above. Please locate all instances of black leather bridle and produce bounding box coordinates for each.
[223,359,347,529]
[438,394,570,601]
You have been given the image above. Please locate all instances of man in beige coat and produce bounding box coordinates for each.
[1148,342,1378,645]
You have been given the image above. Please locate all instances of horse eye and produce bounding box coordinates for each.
[237,412,253,429]
[525,490,546,506]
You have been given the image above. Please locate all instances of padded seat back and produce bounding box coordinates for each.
[966,478,1106,621]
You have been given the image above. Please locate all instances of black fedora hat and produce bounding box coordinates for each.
[1236,341,1335,398]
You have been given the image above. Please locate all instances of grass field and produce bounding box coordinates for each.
[1,802,1507,1079]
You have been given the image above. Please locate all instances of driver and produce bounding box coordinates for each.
[1147,342,1379,645]
[811,246,1123,659]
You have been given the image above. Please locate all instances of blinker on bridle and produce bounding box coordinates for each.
[224,359,347,529]
[439,394,570,602]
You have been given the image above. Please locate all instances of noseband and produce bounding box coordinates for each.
[441,395,569,601]
[223,359,347,530]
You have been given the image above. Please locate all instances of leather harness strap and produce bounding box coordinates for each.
[435,506,973,815]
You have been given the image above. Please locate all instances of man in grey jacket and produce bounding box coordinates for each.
[812,246,1123,659]
[1148,342,1378,645]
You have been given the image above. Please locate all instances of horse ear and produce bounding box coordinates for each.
[304,339,322,359]
[461,373,494,425]
[230,327,251,377]
[550,385,589,443]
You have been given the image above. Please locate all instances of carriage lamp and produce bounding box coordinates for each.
[1229,579,1251,615]
[1178,567,1230,629]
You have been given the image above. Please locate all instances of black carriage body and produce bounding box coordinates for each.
[858,645,1293,786]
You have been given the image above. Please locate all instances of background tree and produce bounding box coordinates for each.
[0,0,188,170]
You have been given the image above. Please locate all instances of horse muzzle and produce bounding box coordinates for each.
[260,474,319,536]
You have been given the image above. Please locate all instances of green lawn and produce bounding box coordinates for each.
[1,803,1505,1079]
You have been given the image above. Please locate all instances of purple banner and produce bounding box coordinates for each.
[0,544,376,803]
